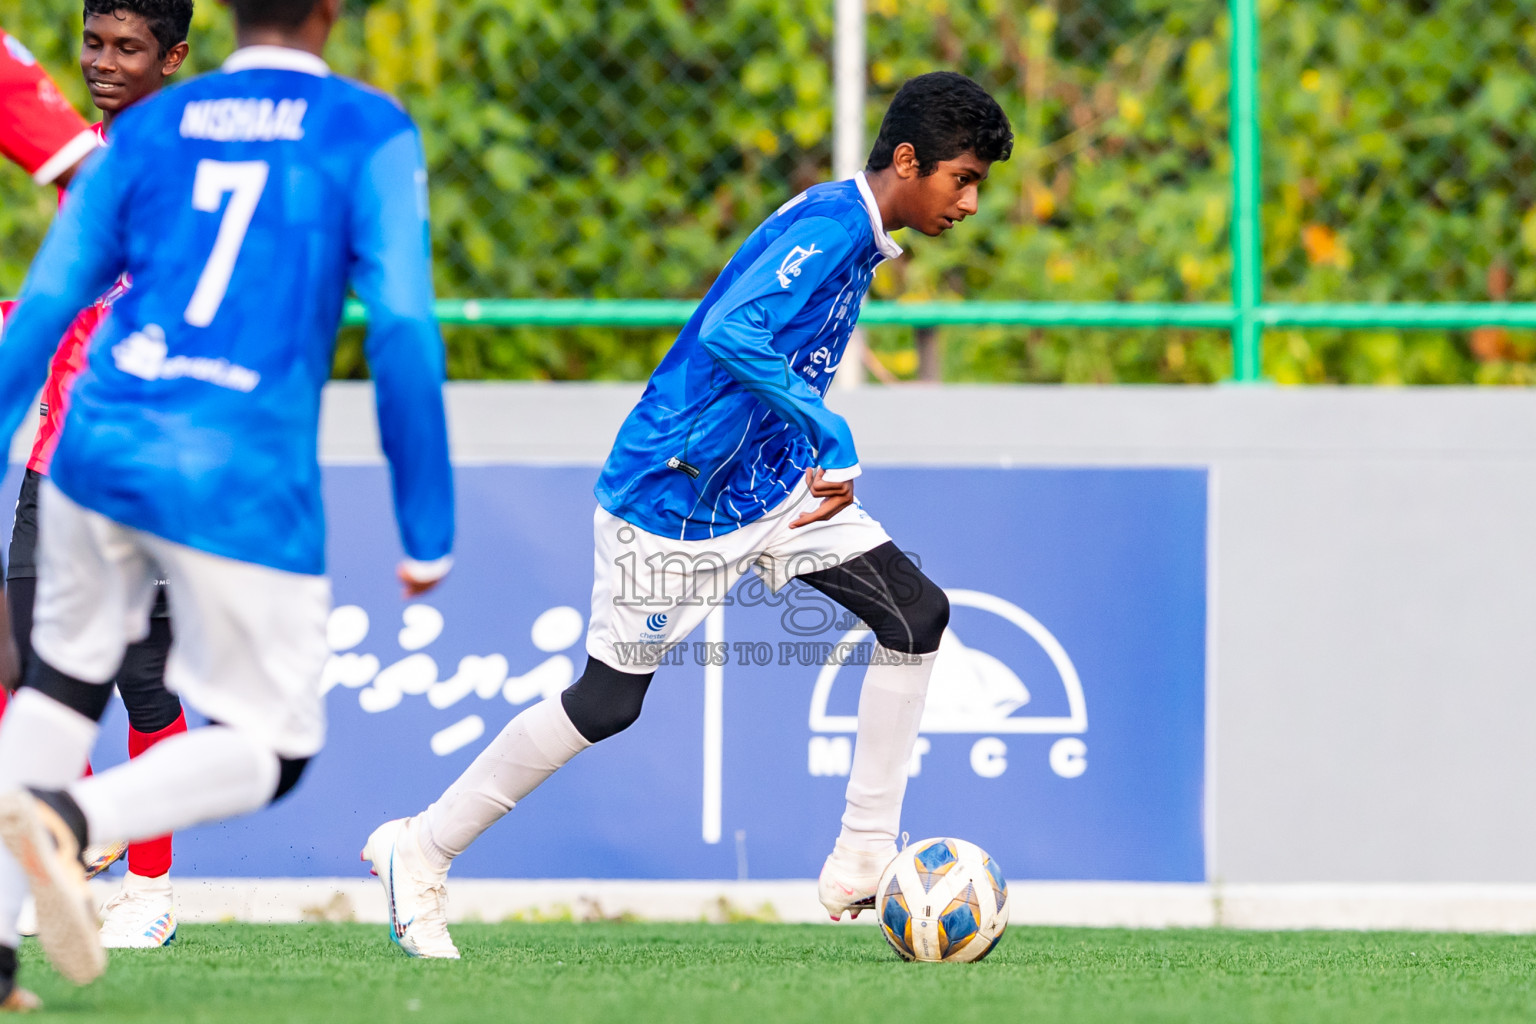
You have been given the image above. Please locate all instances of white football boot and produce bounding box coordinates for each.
[817,842,898,921]
[99,872,176,948]
[361,817,459,959]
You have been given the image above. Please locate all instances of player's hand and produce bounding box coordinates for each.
[397,557,452,598]
[790,468,854,529]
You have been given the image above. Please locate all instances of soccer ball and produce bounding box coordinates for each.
[876,837,1009,962]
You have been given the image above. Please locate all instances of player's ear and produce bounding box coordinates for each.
[891,142,920,180]
[162,41,189,78]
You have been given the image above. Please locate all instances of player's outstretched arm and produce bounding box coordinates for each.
[0,28,98,187]
[349,127,454,595]
[698,217,863,482]
[0,145,125,444]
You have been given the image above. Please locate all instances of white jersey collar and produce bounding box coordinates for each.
[855,171,903,259]
[223,46,330,77]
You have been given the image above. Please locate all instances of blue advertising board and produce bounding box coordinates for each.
[57,464,1208,882]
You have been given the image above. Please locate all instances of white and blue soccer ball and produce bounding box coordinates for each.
[876,837,1009,963]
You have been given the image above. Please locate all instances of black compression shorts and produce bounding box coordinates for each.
[8,468,168,617]
[6,469,180,731]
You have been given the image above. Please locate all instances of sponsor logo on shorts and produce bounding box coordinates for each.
[637,611,671,644]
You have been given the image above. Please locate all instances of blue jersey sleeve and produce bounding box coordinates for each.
[0,146,125,444]
[349,128,454,563]
[698,216,862,479]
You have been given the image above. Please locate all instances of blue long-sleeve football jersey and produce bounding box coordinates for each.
[0,46,453,575]
[595,173,902,540]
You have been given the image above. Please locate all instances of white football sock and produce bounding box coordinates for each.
[837,650,936,854]
[70,726,279,844]
[419,697,591,869]
[0,689,101,949]
[0,689,100,786]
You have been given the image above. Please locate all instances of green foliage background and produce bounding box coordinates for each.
[3,0,1535,384]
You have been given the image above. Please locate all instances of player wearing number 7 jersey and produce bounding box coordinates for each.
[0,0,453,996]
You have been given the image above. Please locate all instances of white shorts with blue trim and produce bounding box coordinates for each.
[586,483,891,674]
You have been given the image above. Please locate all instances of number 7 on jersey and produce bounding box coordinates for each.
[184,159,269,328]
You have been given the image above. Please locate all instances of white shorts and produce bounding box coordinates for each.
[586,484,892,673]
[32,481,332,758]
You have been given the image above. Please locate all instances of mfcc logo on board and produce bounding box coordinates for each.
[808,589,1088,781]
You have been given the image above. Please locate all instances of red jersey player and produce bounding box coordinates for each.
[0,29,100,1010]
[0,27,100,719]
[1,1,190,957]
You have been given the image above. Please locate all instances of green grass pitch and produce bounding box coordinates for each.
[15,922,1536,1022]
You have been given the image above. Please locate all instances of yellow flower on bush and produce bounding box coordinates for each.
[1178,254,1216,293]
[1301,224,1349,268]
[1519,207,1536,255]
[879,350,919,376]
[1028,181,1056,222]
[1118,93,1146,128]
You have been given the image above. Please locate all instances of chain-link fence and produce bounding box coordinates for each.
[1260,0,1536,383]
[360,1,834,378]
[862,0,1231,382]
[2,1,1534,383]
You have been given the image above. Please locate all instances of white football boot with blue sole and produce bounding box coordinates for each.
[817,842,898,921]
[362,818,459,959]
[99,871,176,948]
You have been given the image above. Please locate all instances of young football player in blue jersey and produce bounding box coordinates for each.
[366,72,1012,959]
[0,0,453,999]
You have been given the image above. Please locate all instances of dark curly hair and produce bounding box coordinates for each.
[226,0,322,29]
[82,0,193,58]
[866,72,1014,175]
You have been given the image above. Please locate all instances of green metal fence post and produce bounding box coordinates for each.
[1229,0,1263,381]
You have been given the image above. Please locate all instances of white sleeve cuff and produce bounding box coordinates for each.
[400,554,453,583]
[820,464,862,483]
[31,129,102,185]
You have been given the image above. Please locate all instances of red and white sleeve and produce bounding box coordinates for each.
[0,29,97,185]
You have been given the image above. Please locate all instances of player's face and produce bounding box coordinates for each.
[908,151,992,237]
[81,11,181,116]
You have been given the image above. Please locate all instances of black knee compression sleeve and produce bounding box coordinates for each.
[20,658,113,722]
[273,756,310,801]
[798,541,950,655]
[115,619,182,734]
[5,576,34,682]
[560,656,655,743]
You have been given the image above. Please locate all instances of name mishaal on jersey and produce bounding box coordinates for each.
[180,98,306,141]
